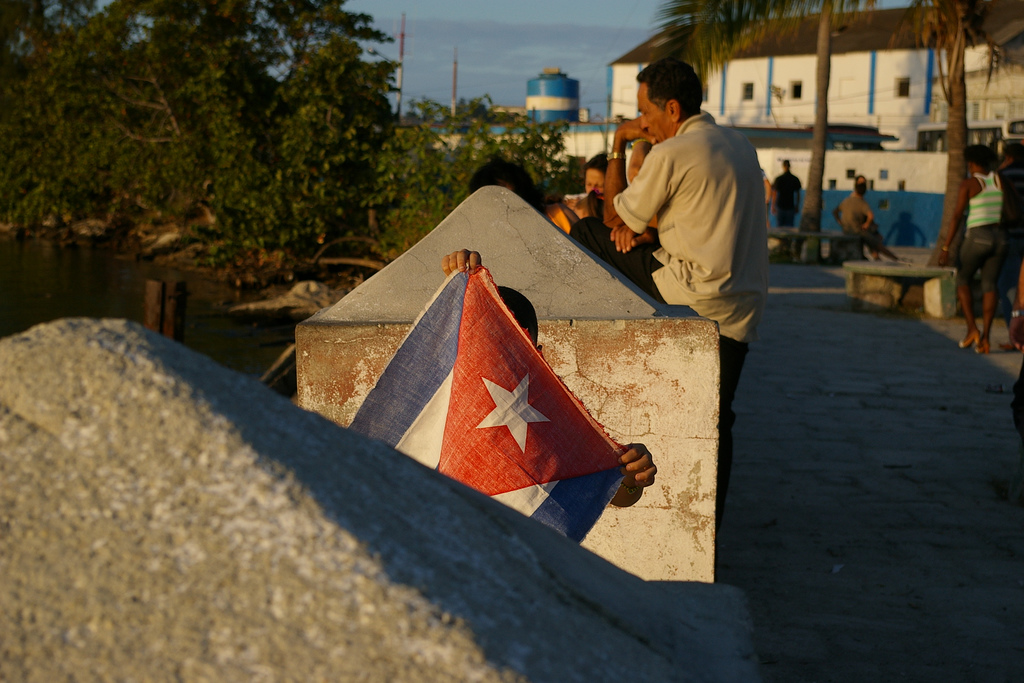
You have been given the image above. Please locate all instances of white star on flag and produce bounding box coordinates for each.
[476,374,550,452]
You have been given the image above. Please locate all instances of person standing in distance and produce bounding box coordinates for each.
[771,160,802,227]
[569,57,768,528]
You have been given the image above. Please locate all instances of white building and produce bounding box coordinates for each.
[608,2,1024,151]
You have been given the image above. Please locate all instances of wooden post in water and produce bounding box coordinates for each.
[144,280,187,341]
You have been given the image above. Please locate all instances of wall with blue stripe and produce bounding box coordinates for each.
[774,190,944,247]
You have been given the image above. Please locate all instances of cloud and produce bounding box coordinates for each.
[366,18,651,112]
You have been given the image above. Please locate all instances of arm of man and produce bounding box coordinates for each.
[608,443,657,507]
[603,119,657,254]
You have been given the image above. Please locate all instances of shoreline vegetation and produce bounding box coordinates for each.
[0,1,583,331]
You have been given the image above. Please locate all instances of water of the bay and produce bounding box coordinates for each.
[0,238,294,376]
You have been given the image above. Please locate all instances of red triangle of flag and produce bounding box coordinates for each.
[438,269,622,496]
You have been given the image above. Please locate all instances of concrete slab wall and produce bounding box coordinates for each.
[297,315,721,581]
[296,187,722,581]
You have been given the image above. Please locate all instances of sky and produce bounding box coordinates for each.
[345,0,664,116]
[345,0,910,118]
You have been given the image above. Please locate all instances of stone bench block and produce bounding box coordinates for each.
[843,262,956,318]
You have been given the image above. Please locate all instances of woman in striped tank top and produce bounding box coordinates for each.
[939,145,1008,354]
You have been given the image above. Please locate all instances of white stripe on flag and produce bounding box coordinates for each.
[492,481,558,516]
[395,370,454,470]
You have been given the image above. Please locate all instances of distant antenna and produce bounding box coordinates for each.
[451,47,458,117]
[396,13,405,122]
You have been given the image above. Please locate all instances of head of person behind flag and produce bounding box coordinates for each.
[496,285,538,347]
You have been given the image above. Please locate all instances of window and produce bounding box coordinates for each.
[846,169,856,179]
[790,81,803,100]
[970,102,981,121]
[898,180,906,191]
[878,199,889,210]
[879,170,889,180]
[896,78,910,98]
[742,83,754,100]
[702,87,709,102]
[828,179,837,189]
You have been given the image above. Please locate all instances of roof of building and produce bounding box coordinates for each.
[610,1,1024,65]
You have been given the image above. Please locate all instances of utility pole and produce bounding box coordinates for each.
[395,13,405,123]
[451,47,458,117]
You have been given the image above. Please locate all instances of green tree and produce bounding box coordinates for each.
[897,0,996,265]
[0,0,393,264]
[369,98,576,258]
[0,0,96,107]
[656,0,873,249]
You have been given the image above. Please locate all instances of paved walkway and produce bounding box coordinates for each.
[718,259,1024,682]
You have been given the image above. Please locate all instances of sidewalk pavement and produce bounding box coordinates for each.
[718,257,1024,682]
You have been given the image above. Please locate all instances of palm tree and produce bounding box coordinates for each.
[656,0,873,252]
[897,0,995,266]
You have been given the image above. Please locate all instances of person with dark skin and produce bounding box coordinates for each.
[939,145,1009,355]
[440,248,658,508]
[833,175,900,261]
[997,143,1024,346]
[470,158,579,233]
[771,160,801,227]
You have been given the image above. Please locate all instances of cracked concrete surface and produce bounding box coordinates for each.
[719,258,1024,681]
[0,318,760,682]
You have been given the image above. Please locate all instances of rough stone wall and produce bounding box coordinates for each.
[296,315,721,581]
[0,319,759,682]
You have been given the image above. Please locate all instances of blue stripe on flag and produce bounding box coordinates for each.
[530,469,623,542]
[349,273,467,446]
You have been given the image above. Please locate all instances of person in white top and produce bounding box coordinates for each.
[939,144,1008,354]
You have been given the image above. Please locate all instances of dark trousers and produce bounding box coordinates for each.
[1012,359,1024,441]
[717,336,749,528]
[570,216,748,527]
[569,218,665,303]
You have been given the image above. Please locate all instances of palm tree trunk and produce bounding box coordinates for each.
[929,33,968,266]
[799,4,831,262]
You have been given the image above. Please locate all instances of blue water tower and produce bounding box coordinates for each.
[526,68,579,123]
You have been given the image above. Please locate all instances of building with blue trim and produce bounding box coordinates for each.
[607,3,1024,151]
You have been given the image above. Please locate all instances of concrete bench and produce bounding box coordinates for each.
[842,261,956,318]
[768,228,863,264]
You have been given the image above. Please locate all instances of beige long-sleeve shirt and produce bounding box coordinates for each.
[614,112,768,343]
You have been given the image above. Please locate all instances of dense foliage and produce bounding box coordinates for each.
[0,0,392,262]
[370,98,576,258]
[0,1,578,270]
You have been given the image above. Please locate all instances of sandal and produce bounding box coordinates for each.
[959,329,980,349]
[976,338,990,355]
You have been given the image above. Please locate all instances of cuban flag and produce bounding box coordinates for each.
[349,267,625,542]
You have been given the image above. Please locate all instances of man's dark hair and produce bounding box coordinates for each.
[469,158,545,211]
[782,160,791,169]
[965,144,998,172]
[636,58,703,116]
[497,286,538,346]
[1005,142,1024,163]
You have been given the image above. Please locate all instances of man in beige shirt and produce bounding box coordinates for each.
[570,57,768,528]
